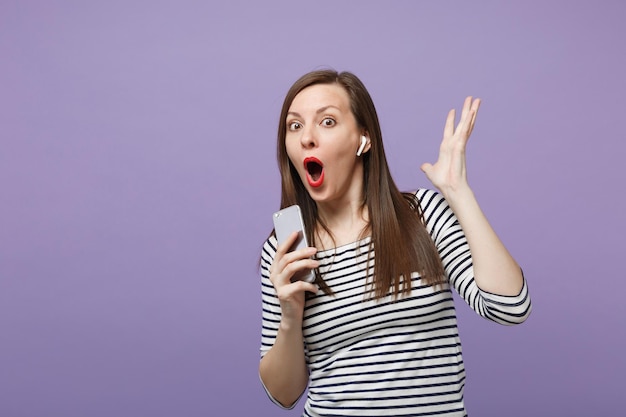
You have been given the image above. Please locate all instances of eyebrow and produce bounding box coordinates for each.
[287,105,342,118]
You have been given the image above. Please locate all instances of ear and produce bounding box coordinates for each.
[356,134,371,156]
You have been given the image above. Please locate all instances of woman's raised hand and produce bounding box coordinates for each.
[269,231,319,327]
[420,96,481,197]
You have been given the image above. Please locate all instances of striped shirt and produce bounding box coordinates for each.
[260,189,532,416]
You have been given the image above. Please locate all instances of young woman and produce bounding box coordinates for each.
[258,70,531,416]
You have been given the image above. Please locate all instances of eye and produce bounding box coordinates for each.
[321,117,336,127]
[288,121,302,131]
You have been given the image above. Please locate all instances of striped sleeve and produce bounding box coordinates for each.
[415,188,532,325]
[259,236,281,357]
[259,237,303,410]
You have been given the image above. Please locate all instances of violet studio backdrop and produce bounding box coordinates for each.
[1,1,624,416]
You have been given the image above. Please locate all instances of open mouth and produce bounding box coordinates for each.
[304,157,324,188]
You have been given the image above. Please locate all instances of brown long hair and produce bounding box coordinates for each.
[275,69,445,299]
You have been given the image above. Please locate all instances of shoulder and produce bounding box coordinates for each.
[410,188,457,234]
[412,188,449,211]
[413,188,440,201]
[262,234,278,254]
[260,234,279,267]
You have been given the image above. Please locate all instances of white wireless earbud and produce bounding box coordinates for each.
[356,135,367,156]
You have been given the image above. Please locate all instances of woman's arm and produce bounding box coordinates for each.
[259,318,310,407]
[421,97,523,296]
[259,232,319,407]
[441,187,523,295]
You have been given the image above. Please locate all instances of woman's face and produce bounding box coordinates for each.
[285,83,369,205]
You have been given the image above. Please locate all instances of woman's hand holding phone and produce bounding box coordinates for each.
[269,231,319,327]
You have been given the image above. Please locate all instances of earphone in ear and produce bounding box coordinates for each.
[356,135,367,156]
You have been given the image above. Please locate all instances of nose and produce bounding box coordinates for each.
[300,126,317,149]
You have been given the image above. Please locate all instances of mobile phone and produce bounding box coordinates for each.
[272,205,316,283]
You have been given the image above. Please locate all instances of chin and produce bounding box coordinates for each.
[304,187,328,203]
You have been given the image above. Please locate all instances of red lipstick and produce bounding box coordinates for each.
[303,157,324,188]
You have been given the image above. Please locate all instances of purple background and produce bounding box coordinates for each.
[2,1,624,416]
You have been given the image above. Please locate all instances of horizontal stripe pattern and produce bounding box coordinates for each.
[260,189,531,416]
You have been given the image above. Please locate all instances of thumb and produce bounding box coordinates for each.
[420,162,432,174]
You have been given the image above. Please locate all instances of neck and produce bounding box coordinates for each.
[315,198,369,249]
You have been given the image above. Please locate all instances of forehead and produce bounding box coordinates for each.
[289,83,351,113]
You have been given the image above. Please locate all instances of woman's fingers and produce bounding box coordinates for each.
[440,97,480,152]
[459,98,480,136]
[464,98,480,137]
[273,231,299,260]
[273,232,309,270]
[270,231,318,289]
[280,256,319,282]
[443,108,456,139]
[276,279,319,301]
[459,96,472,123]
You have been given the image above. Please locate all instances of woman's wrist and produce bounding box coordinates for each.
[439,182,475,210]
[279,316,304,334]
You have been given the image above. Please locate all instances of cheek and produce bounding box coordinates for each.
[284,142,304,176]
[285,143,298,166]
